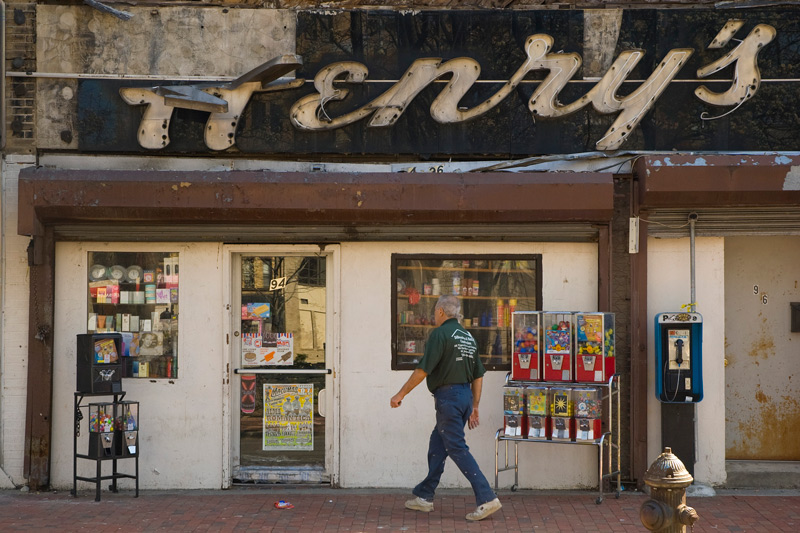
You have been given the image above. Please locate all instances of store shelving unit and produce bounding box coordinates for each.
[494,374,621,504]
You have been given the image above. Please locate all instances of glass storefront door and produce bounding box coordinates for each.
[230,252,334,483]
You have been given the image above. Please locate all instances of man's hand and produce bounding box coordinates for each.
[390,393,404,408]
[390,368,428,409]
[468,407,480,429]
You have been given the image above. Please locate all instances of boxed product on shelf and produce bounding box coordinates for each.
[575,312,615,383]
[574,386,603,441]
[542,312,574,382]
[549,386,575,441]
[526,384,550,439]
[512,311,541,381]
[503,385,527,438]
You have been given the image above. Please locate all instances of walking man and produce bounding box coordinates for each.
[390,295,502,521]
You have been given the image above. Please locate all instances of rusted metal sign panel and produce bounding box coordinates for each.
[75,10,800,155]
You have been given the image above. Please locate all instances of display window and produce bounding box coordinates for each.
[392,254,542,370]
[87,252,179,379]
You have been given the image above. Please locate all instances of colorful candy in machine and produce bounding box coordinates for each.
[115,400,139,457]
[88,402,115,457]
[512,311,541,381]
[575,312,615,383]
[574,387,603,441]
[549,386,575,441]
[503,385,527,438]
[526,385,550,439]
[543,312,573,381]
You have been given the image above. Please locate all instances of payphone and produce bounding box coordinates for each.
[655,312,703,402]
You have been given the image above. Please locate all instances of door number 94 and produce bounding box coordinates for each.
[269,277,287,291]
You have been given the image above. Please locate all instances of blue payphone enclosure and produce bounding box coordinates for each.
[655,312,703,402]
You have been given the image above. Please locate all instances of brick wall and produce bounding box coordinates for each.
[4,3,36,154]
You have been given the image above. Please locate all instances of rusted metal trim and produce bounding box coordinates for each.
[23,226,55,490]
[17,170,615,236]
[634,154,800,208]
[597,223,611,312]
[631,177,649,488]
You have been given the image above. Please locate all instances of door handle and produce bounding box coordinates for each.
[318,388,326,418]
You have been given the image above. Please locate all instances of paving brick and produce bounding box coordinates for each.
[0,488,797,531]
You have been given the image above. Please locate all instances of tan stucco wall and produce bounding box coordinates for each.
[35,6,296,149]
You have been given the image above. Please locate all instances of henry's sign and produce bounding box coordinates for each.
[74,10,800,155]
[120,20,774,152]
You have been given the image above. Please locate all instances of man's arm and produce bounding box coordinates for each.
[468,376,483,429]
[390,368,428,408]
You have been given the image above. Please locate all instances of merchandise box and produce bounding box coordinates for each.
[512,311,541,381]
[542,313,573,381]
[575,312,615,383]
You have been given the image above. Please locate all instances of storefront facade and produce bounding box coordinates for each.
[2,4,799,492]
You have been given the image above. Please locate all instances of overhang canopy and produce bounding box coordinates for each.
[18,169,614,242]
[634,154,800,208]
[633,154,800,237]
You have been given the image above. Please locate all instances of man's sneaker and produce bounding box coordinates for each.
[405,496,434,512]
[465,498,502,521]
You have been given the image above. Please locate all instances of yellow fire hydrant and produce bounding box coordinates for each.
[640,447,699,532]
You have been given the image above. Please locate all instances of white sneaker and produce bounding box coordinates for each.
[405,496,434,512]
[466,498,502,521]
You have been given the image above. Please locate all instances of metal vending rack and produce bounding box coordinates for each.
[72,391,139,502]
[494,373,621,504]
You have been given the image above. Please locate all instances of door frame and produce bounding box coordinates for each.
[221,244,341,487]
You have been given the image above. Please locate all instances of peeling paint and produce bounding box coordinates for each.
[775,155,793,165]
[783,166,800,190]
[729,388,800,460]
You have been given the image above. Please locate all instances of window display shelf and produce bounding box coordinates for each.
[87,251,179,379]
[392,254,542,370]
[494,374,621,504]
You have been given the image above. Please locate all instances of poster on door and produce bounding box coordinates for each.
[242,332,294,366]
[263,383,314,451]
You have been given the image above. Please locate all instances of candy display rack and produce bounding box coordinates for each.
[494,373,620,504]
[72,391,139,501]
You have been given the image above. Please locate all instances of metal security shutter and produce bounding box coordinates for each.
[643,208,800,238]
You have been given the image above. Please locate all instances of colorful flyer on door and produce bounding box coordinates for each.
[242,332,294,366]
[263,384,313,451]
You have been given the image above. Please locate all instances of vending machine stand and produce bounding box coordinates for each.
[494,374,621,504]
[72,391,139,502]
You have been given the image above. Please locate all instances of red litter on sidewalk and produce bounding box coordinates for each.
[274,501,294,509]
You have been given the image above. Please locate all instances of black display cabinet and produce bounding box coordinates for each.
[77,333,123,394]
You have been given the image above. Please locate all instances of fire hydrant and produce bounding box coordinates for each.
[640,447,699,532]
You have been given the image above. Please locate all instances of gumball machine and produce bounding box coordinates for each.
[549,386,575,441]
[574,387,603,441]
[115,401,139,457]
[88,402,115,457]
[526,385,550,439]
[542,312,573,381]
[503,385,527,438]
[512,312,541,381]
[575,313,615,383]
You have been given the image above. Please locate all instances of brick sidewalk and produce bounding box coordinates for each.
[0,487,798,531]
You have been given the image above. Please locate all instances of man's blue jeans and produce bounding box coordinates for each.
[412,383,497,506]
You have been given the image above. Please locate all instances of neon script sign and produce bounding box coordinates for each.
[122,21,775,152]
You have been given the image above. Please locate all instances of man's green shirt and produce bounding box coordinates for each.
[417,318,486,392]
